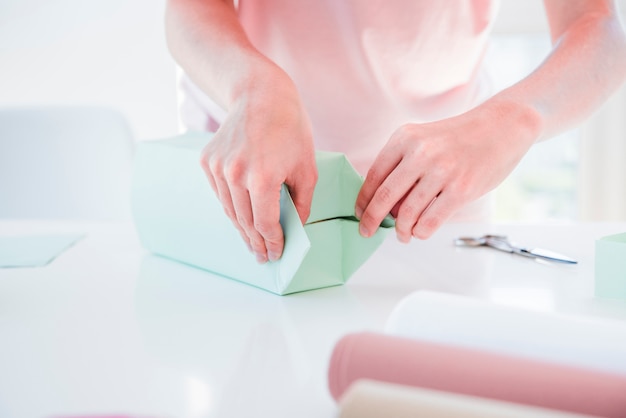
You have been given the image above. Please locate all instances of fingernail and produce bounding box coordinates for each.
[359,223,370,238]
[355,206,363,219]
[397,234,410,244]
[256,252,268,264]
[268,251,281,262]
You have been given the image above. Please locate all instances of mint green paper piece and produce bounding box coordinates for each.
[132,133,393,295]
[595,232,626,299]
[0,234,83,268]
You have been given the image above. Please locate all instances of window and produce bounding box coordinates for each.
[484,34,580,222]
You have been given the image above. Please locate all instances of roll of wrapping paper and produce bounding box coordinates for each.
[385,291,626,375]
[339,380,595,418]
[328,332,626,417]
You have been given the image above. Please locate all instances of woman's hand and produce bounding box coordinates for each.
[356,0,626,242]
[356,100,542,242]
[201,74,318,263]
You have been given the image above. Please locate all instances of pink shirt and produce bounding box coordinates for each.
[178,0,499,219]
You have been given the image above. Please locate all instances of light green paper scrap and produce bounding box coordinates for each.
[0,234,83,268]
[595,232,626,299]
[132,133,394,295]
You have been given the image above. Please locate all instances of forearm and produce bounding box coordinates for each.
[165,0,290,110]
[167,1,317,262]
[486,4,626,144]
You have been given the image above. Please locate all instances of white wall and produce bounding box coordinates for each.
[0,0,179,141]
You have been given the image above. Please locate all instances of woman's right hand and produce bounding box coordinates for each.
[200,71,318,264]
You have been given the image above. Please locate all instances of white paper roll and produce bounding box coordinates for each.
[385,291,626,375]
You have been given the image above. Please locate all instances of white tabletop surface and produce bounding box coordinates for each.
[1,220,626,418]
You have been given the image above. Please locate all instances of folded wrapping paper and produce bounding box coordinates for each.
[328,332,626,417]
[0,234,83,268]
[385,291,626,375]
[339,380,594,418]
[595,232,626,299]
[132,133,393,295]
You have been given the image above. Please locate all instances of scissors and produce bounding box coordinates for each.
[454,234,578,264]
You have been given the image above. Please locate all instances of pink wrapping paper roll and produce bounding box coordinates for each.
[328,332,626,418]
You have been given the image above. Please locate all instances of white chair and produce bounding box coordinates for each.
[0,106,135,220]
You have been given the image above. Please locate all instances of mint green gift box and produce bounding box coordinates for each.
[132,133,393,295]
[595,232,626,299]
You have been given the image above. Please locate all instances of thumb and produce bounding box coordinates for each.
[286,169,318,225]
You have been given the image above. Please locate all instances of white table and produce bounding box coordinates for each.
[1,220,626,418]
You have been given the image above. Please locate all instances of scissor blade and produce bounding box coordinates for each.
[517,247,578,264]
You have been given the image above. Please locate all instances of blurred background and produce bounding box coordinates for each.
[1,0,625,222]
[0,0,179,140]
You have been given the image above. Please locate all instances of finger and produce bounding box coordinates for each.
[249,180,284,262]
[200,153,219,196]
[214,175,257,249]
[212,174,237,224]
[355,148,403,220]
[412,190,459,239]
[286,168,318,225]
[202,152,236,221]
[394,176,443,243]
[358,159,419,238]
[231,187,268,263]
[201,156,254,253]
[390,191,409,219]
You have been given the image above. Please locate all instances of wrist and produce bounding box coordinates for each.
[482,94,545,146]
[228,57,297,111]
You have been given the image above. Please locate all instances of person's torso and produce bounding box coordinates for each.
[236,0,498,173]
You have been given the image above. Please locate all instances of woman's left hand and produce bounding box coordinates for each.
[355,100,541,242]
